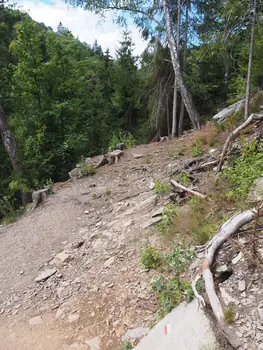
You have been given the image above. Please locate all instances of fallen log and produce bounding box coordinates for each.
[217,113,263,172]
[213,99,245,124]
[95,150,124,169]
[192,204,263,324]
[171,179,206,198]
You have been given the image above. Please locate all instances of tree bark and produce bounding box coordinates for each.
[166,93,170,136]
[0,103,28,205]
[178,0,189,136]
[171,0,181,137]
[244,0,257,120]
[162,0,200,130]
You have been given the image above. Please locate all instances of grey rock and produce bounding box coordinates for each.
[133,154,143,159]
[85,336,100,350]
[248,177,263,202]
[232,252,243,265]
[35,267,57,282]
[123,327,150,341]
[55,251,74,264]
[68,313,80,323]
[29,315,43,325]
[104,256,115,268]
[258,307,263,321]
[238,280,246,292]
[258,345,263,350]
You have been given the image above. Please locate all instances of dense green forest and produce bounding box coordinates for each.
[1,0,263,219]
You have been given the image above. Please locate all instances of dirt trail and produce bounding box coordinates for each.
[0,140,190,350]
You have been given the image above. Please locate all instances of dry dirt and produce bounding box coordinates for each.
[0,137,203,350]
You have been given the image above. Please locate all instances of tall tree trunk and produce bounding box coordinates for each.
[163,0,200,129]
[178,0,189,136]
[171,0,181,137]
[245,0,257,120]
[167,93,170,136]
[0,103,28,205]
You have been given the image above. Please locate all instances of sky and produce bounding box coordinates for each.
[13,0,148,57]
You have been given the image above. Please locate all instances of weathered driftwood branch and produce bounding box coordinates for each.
[217,113,263,172]
[192,204,263,327]
[31,188,50,212]
[171,179,206,198]
[189,159,219,174]
[213,99,245,124]
[95,150,124,169]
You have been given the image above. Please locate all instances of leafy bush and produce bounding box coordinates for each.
[116,341,133,350]
[108,132,136,151]
[222,138,263,200]
[158,204,178,233]
[153,180,170,194]
[191,139,203,158]
[193,222,218,245]
[163,239,194,274]
[140,245,161,269]
[79,162,96,176]
[152,275,194,320]
[224,306,235,324]
[179,172,191,185]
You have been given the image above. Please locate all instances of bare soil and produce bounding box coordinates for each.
[0,136,202,350]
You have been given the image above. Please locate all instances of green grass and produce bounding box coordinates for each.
[153,180,170,194]
[140,245,161,269]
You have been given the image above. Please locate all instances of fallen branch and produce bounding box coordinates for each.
[171,179,206,198]
[217,113,263,172]
[192,204,263,326]
[213,99,245,123]
[189,159,219,174]
[95,150,124,169]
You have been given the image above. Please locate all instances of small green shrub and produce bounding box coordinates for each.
[222,138,263,200]
[105,188,111,196]
[116,341,133,350]
[108,132,136,151]
[140,245,161,269]
[80,162,96,176]
[153,180,170,194]
[163,239,194,274]
[191,139,202,158]
[224,306,235,324]
[179,172,191,185]
[152,275,194,321]
[193,222,218,245]
[158,204,178,233]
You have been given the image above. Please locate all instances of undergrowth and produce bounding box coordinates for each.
[108,132,136,151]
[222,138,263,201]
[153,180,170,194]
[191,139,203,157]
[116,341,133,350]
[151,237,195,321]
[140,245,161,269]
[158,204,178,234]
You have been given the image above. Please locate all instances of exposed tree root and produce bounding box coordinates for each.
[192,204,263,348]
[171,179,206,198]
[217,113,263,172]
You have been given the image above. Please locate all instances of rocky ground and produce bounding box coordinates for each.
[0,130,263,350]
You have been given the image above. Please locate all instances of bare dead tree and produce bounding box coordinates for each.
[244,0,257,120]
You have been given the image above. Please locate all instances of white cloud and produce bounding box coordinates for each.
[13,0,148,57]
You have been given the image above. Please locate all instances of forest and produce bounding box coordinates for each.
[0,0,263,219]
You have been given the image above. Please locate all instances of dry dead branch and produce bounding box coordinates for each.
[95,150,124,169]
[192,204,263,322]
[217,113,263,172]
[171,179,206,198]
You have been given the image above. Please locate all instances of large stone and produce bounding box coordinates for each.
[258,307,263,321]
[134,299,217,350]
[248,177,263,202]
[104,256,115,268]
[55,251,74,264]
[238,280,246,293]
[29,315,43,325]
[85,336,100,350]
[123,327,150,341]
[35,267,57,282]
